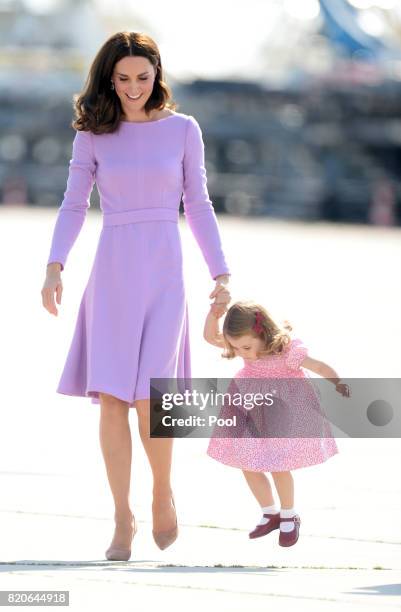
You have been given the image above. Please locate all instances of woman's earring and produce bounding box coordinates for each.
[110,80,115,90]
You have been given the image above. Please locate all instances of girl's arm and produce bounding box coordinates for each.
[300,357,350,397]
[203,308,226,348]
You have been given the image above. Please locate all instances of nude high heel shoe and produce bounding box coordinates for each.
[105,516,137,561]
[152,495,178,550]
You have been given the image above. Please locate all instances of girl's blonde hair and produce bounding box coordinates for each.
[221,301,293,360]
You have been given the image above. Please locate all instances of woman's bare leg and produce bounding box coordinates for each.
[271,471,294,509]
[242,469,276,506]
[99,392,135,549]
[135,398,176,533]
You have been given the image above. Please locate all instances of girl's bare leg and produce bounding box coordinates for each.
[242,469,276,506]
[99,392,135,549]
[271,471,294,509]
[135,398,176,532]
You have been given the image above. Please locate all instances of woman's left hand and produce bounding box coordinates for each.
[209,274,231,317]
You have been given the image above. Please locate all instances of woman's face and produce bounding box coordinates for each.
[111,56,157,117]
[225,334,265,361]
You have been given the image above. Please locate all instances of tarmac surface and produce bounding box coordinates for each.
[0,206,400,610]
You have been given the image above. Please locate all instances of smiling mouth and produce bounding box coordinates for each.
[126,93,142,100]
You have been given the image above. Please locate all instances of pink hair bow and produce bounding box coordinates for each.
[252,311,264,334]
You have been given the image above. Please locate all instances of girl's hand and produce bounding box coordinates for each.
[209,302,226,319]
[41,265,63,316]
[209,276,231,318]
[335,382,350,397]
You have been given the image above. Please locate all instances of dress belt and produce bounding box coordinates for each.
[102,207,179,227]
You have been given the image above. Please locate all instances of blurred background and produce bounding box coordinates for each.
[2,0,401,224]
[0,4,400,598]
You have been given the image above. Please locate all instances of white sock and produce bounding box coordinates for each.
[257,504,278,526]
[280,507,296,532]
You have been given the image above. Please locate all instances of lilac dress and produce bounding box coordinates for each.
[207,338,339,471]
[47,112,230,407]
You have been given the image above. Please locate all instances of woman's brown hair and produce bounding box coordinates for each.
[71,31,178,135]
[221,301,293,360]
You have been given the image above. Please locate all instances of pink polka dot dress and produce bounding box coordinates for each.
[206,338,339,472]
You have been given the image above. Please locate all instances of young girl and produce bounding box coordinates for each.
[203,300,350,547]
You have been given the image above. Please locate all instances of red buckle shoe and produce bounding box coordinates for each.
[278,514,301,547]
[249,512,281,539]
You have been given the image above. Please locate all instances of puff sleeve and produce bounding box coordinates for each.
[182,115,231,280]
[47,129,96,271]
[286,338,308,370]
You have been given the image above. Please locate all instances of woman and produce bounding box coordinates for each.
[41,31,231,560]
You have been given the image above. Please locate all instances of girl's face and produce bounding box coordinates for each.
[225,334,265,361]
[111,56,157,118]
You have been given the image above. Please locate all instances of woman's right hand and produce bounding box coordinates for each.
[209,288,230,318]
[41,263,63,316]
[209,275,231,318]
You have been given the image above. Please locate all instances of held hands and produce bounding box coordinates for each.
[209,274,231,318]
[41,263,63,316]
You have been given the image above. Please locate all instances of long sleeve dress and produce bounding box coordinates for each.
[47,112,231,407]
